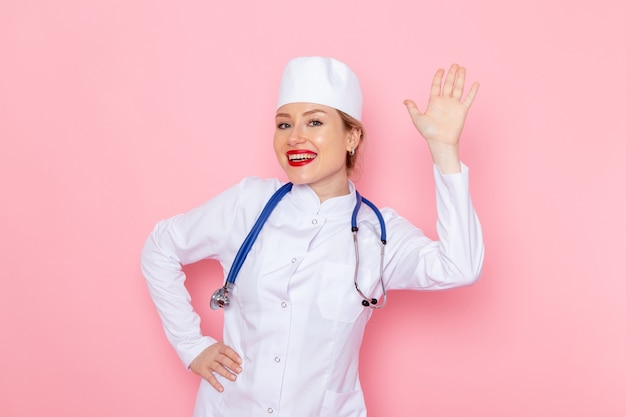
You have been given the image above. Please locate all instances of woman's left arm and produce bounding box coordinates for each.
[382,165,484,290]
[381,64,482,290]
[403,64,479,174]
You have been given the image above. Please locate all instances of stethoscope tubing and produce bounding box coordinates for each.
[225,182,293,286]
[353,191,387,308]
[211,183,387,310]
[352,192,387,243]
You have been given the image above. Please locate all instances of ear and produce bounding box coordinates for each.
[346,127,362,150]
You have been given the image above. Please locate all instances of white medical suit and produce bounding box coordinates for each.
[141,164,484,417]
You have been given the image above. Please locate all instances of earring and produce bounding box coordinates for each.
[350,147,355,156]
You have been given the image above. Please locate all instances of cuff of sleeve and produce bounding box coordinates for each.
[433,162,469,184]
[179,336,218,370]
[433,162,471,208]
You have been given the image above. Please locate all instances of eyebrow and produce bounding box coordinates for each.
[275,108,328,118]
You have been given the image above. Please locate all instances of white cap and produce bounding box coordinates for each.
[276,56,363,121]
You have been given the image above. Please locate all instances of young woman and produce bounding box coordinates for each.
[141,56,484,417]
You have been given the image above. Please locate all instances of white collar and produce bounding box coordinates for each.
[286,181,356,219]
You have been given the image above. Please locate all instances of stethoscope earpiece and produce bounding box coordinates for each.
[361,298,378,307]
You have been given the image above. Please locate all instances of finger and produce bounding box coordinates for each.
[452,66,466,100]
[212,361,238,382]
[462,82,480,108]
[404,99,422,124]
[219,344,243,366]
[203,370,225,393]
[403,99,421,118]
[430,68,445,97]
[442,64,459,97]
[218,352,243,374]
[218,345,243,373]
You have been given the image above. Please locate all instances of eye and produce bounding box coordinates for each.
[308,120,323,127]
[277,122,291,129]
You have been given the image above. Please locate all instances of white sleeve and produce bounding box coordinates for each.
[384,163,484,290]
[140,180,247,368]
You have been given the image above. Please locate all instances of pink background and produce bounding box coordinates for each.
[1,0,624,416]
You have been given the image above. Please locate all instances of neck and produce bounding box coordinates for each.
[310,181,351,203]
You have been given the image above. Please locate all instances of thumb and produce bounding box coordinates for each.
[403,99,421,120]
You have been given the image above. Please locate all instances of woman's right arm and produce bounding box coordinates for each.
[140,181,247,367]
[141,177,278,391]
[141,208,243,391]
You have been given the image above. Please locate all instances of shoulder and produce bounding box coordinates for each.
[237,176,284,193]
[213,176,286,215]
[362,204,424,243]
[356,200,414,235]
[185,177,285,218]
[230,176,286,203]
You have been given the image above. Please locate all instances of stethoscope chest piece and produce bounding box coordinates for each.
[210,283,234,310]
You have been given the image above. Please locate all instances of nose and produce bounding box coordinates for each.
[286,125,305,146]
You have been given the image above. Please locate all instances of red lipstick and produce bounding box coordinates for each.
[286,150,317,167]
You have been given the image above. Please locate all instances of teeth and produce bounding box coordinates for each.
[288,153,316,161]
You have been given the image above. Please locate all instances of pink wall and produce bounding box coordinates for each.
[1,0,624,416]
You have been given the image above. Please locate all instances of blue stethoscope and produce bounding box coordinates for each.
[210,182,388,310]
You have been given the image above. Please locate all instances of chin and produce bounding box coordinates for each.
[285,176,311,186]
[281,167,311,185]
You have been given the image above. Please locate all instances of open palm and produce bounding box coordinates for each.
[404,64,479,148]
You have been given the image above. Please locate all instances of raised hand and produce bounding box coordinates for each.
[404,64,479,173]
[189,342,243,392]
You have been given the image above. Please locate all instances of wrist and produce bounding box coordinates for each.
[428,142,461,174]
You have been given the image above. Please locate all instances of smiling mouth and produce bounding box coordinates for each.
[287,151,317,166]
